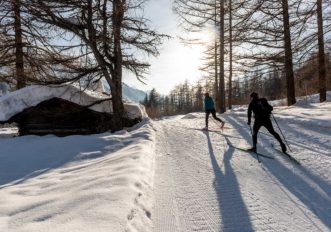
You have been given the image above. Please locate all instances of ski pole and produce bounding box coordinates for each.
[272,113,292,152]
[249,124,254,145]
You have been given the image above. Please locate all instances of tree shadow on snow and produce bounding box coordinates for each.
[224,114,331,230]
[257,129,331,157]
[0,132,141,189]
[204,131,254,232]
[277,120,331,153]
[185,127,242,139]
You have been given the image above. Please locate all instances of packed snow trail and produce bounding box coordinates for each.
[153,112,331,232]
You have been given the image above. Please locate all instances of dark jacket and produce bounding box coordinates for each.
[248,98,273,122]
[204,96,215,111]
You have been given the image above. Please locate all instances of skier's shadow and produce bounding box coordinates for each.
[185,127,241,139]
[225,114,331,230]
[204,131,254,231]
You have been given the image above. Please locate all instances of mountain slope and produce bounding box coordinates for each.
[102,81,147,103]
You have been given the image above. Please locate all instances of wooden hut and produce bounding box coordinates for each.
[0,85,145,136]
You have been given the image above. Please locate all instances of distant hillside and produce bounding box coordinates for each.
[102,81,147,103]
[122,83,147,103]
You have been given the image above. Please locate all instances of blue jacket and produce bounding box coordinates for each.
[204,96,215,110]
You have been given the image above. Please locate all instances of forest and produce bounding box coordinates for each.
[0,0,167,130]
[143,0,330,118]
[0,0,330,125]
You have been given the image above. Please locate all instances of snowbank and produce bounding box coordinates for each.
[181,113,202,119]
[228,92,331,128]
[0,119,156,232]
[269,91,331,106]
[274,102,331,128]
[0,85,147,122]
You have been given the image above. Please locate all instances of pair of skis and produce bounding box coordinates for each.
[229,144,301,165]
[201,125,301,165]
[228,144,273,163]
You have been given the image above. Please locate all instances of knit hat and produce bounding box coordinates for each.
[250,92,258,99]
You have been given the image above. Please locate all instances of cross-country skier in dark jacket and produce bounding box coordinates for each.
[247,92,286,153]
[204,93,225,129]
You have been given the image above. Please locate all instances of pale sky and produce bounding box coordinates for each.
[123,0,207,95]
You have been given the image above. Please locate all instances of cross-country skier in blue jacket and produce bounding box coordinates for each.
[204,93,225,130]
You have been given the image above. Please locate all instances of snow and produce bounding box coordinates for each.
[0,119,156,232]
[153,100,331,231]
[181,113,200,119]
[1,92,331,232]
[102,81,147,103]
[0,82,9,97]
[265,91,331,106]
[0,85,146,122]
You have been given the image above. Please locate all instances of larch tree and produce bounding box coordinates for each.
[317,0,327,102]
[281,0,296,105]
[28,0,166,130]
[0,0,83,89]
[173,0,228,112]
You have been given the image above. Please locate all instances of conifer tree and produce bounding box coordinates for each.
[28,0,166,129]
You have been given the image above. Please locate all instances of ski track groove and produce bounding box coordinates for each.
[153,115,331,232]
[155,119,278,232]
[154,124,182,232]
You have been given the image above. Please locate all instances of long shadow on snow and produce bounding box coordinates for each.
[277,120,331,152]
[224,114,331,230]
[185,127,242,139]
[0,130,147,188]
[204,131,254,232]
[271,112,331,143]
[256,129,331,157]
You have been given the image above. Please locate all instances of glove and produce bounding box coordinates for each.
[247,121,251,125]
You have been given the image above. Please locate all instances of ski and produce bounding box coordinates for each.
[271,145,301,165]
[201,128,221,133]
[228,144,274,161]
[201,127,231,131]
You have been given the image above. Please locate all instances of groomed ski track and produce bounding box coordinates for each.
[153,113,331,232]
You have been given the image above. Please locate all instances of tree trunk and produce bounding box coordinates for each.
[214,40,219,106]
[281,0,296,106]
[218,0,226,113]
[13,0,25,89]
[111,0,125,130]
[214,0,219,110]
[317,0,326,102]
[228,0,233,110]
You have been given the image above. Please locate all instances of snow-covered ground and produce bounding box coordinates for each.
[1,95,331,232]
[0,119,156,232]
[153,100,331,231]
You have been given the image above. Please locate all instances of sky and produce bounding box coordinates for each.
[123,0,207,95]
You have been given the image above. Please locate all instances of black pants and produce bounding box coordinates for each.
[252,118,283,147]
[205,109,223,127]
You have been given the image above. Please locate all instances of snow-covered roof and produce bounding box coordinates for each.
[0,85,147,122]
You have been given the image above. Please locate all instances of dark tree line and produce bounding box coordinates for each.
[142,81,204,118]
